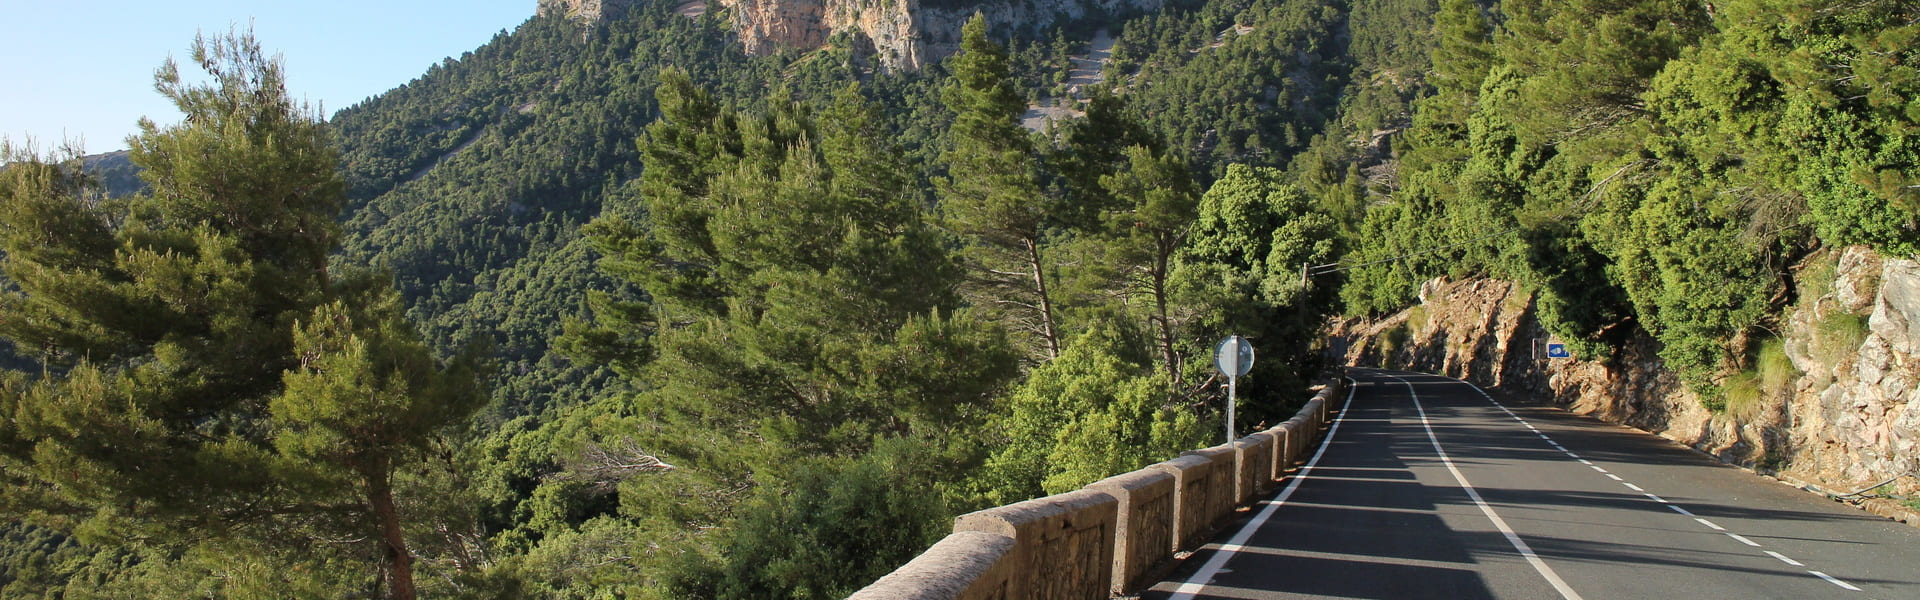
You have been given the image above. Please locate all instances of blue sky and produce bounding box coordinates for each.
[1,1,533,154]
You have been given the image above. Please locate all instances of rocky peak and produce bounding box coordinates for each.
[725,0,1160,71]
[537,0,1159,72]
[537,0,640,21]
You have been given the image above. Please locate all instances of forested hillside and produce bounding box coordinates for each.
[2,0,1912,594]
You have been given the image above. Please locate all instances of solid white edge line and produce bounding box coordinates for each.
[1165,379,1361,600]
[1401,376,1587,600]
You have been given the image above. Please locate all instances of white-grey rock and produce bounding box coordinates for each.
[1836,246,1885,313]
[1871,258,1920,356]
[1857,335,1891,386]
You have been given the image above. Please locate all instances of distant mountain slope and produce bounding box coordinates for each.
[324,0,1399,420]
[329,8,801,419]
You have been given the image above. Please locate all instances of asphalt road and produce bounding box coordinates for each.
[1143,368,1920,600]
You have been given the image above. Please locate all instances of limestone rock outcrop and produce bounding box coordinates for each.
[537,0,640,21]
[541,0,1158,71]
[721,0,1162,71]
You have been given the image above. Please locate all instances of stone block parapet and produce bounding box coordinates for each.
[845,372,1349,599]
[1179,445,1237,528]
[1087,469,1175,594]
[953,489,1117,600]
[846,531,1016,600]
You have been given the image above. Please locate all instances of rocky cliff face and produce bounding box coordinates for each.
[544,0,1158,71]
[721,0,1163,70]
[1787,248,1920,487]
[1332,246,1920,513]
[537,0,640,21]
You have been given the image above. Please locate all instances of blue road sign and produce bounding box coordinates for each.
[1546,343,1571,359]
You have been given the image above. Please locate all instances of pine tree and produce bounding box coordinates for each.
[939,14,1061,360]
[1431,0,1495,97]
[1101,145,1200,385]
[274,284,484,600]
[0,31,482,600]
[566,74,1019,595]
[578,73,1015,449]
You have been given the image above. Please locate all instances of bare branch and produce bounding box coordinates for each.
[550,437,676,493]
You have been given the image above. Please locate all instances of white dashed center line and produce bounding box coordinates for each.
[1814,572,1864,591]
[1396,376,1586,600]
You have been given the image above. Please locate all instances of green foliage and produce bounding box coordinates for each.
[1173,164,1337,425]
[55,539,372,600]
[1720,369,1761,419]
[689,440,954,600]
[0,31,340,535]
[1381,322,1411,361]
[1797,253,1840,302]
[582,72,1011,450]
[940,16,1063,359]
[1429,0,1491,96]
[330,7,817,422]
[1101,144,1203,381]
[1756,337,1798,394]
[975,325,1205,504]
[942,15,1045,249]
[1814,312,1871,371]
[0,522,95,598]
[0,30,484,599]
[542,71,1023,597]
[276,287,486,477]
[1105,0,1357,177]
[1405,305,1429,332]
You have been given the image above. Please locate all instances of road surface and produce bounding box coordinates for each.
[1144,368,1920,600]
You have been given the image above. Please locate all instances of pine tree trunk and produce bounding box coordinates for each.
[366,463,417,600]
[1152,246,1179,386]
[1022,237,1061,360]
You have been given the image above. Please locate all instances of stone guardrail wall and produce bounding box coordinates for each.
[847,374,1350,599]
